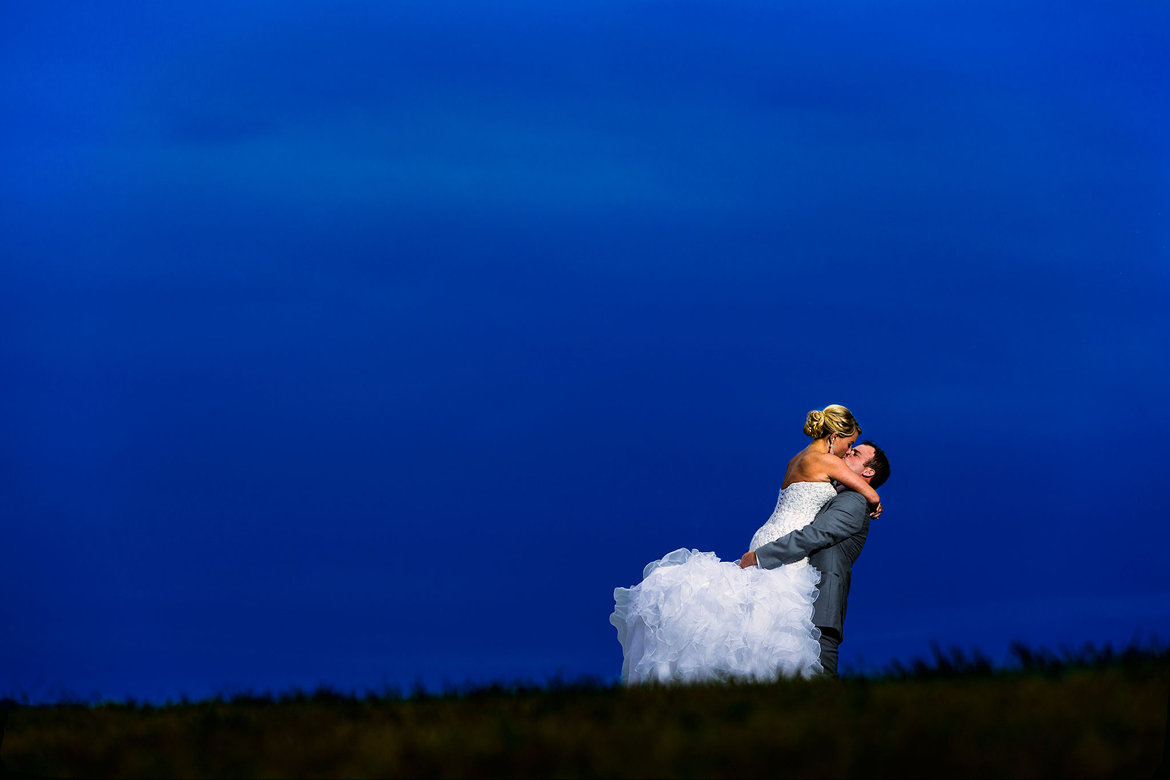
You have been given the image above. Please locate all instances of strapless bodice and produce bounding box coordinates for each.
[747,481,838,556]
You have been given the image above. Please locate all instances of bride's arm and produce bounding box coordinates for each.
[819,454,881,508]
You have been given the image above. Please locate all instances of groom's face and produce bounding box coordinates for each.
[844,444,877,481]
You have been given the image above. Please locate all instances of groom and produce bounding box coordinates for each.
[739,441,890,678]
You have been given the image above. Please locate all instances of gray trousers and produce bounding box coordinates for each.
[818,627,842,678]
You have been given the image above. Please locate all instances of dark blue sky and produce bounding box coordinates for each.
[3,1,1168,702]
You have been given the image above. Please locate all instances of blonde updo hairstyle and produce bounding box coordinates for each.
[803,404,861,440]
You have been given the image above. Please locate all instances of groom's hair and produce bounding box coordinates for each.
[860,441,890,488]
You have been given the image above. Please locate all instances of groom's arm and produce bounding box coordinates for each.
[751,491,868,569]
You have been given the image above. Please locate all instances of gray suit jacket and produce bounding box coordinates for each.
[754,489,870,641]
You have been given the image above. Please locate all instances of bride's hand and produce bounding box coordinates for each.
[868,501,882,519]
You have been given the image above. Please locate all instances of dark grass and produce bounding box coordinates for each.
[3,642,1168,779]
[879,638,1170,681]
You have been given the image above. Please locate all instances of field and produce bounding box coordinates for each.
[3,646,1168,779]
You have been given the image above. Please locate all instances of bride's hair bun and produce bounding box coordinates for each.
[803,410,827,438]
[803,405,861,439]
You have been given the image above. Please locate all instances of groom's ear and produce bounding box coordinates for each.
[862,467,875,480]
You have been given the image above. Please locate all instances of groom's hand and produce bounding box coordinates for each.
[738,551,758,569]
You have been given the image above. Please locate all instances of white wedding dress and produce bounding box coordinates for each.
[610,481,836,683]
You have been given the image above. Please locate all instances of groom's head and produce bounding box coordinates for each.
[845,441,890,488]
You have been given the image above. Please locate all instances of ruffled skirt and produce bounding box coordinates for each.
[610,548,822,683]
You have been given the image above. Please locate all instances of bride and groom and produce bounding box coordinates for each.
[610,404,891,682]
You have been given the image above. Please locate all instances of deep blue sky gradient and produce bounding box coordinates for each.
[2,1,1168,702]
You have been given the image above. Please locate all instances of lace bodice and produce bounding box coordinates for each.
[748,481,838,565]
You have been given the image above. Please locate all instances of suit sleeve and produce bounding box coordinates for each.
[754,492,868,569]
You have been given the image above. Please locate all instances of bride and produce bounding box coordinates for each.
[610,404,881,683]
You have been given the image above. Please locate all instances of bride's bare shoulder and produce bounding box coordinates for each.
[783,451,836,485]
[781,448,830,488]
